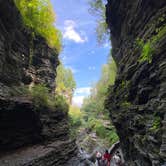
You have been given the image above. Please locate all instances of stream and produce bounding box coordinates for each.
[74,128,124,166]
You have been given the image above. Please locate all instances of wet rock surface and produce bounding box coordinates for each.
[106,0,166,165]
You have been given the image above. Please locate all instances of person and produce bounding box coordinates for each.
[103,150,111,166]
[113,151,122,166]
[96,151,102,166]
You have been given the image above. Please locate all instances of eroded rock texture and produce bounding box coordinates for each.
[0,0,58,96]
[0,97,78,166]
[106,0,166,165]
[0,0,77,165]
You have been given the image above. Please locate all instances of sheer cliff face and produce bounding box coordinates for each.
[0,1,76,165]
[106,0,166,165]
[0,0,58,96]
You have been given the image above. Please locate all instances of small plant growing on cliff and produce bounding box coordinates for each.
[31,84,49,109]
[50,94,69,112]
[30,84,69,112]
[139,41,154,63]
[14,0,62,52]
[136,39,154,63]
[137,25,166,63]
[121,101,131,108]
[150,116,161,131]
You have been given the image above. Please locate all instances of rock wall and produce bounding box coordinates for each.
[0,97,77,166]
[106,0,166,165]
[0,0,58,96]
[0,0,77,165]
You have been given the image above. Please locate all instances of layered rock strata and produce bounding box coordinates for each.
[106,0,166,165]
[106,0,166,166]
[0,0,58,96]
[0,0,77,165]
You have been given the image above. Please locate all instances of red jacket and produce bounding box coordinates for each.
[103,153,111,161]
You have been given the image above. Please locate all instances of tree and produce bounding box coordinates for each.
[56,64,76,104]
[14,0,62,52]
[88,0,109,44]
[81,58,117,116]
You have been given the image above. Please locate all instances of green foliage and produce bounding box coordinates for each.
[137,25,166,63]
[14,0,62,52]
[82,58,117,116]
[107,131,119,145]
[120,80,130,89]
[139,41,154,63]
[95,123,107,138]
[80,56,118,145]
[150,116,161,131]
[69,105,83,138]
[30,84,49,109]
[69,105,83,127]
[85,118,119,145]
[152,25,166,44]
[88,0,109,44]
[121,101,131,108]
[50,94,69,112]
[30,84,68,111]
[56,63,76,104]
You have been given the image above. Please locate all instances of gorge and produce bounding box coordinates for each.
[0,0,166,166]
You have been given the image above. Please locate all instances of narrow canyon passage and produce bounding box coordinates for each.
[0,0,166,166]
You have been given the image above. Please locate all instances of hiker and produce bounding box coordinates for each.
[96,151,102,166]
[113,151,122,166]
[103,150,111,166]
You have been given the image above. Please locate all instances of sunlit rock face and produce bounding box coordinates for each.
[0,0,77,165]
[105,0,166,165]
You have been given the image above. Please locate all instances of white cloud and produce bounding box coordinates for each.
[63,20,88,43]
[72,87,91,107]
[103,43,110,48]
[72,96,85,107]
[66,66,79,74]
[74,87,91,96]
[88,66,96,70]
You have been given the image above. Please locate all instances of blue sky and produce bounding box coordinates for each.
[51,0,110,106]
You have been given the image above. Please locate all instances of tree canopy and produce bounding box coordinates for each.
[56,64,76,104]
[81,57,117,116]
[14,0,62,52]
[88,0,109,44]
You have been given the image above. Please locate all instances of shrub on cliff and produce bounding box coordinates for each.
[14,0,62,52]
[69,105,83,138]
[49,94,69,113]
[30,84,68,112]
[31,84,49,109]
